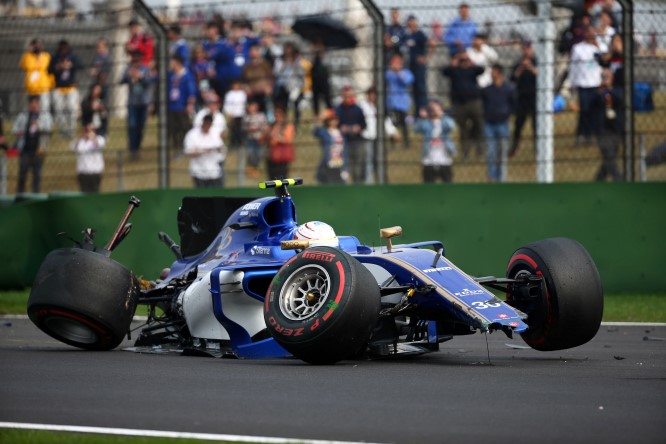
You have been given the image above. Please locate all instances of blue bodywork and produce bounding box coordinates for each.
[160,191,528,359]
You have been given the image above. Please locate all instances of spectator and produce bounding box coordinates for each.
[358,86,400,184]
[126,18,154,67]
[120,51,153,160]
[273,42,305,129]
[19,38,52,112]
[413,99,457,183]
[466,33,498,88]
[310,38,332,119]
[601,33,624,94]
[314,111,346,184]
[202,21,229,99]
[242,99,269,179]
[336,86,367,184]
[384,7,406,59]
[260,32,283,68]
[194,94,227,138]
[223,79,247,150]
[569,26,604,145]
[167,54,196,155]
[218,21,260,98]
[80,83,108,137]
[444,2,478,57]
[510,40,538,157]
[442,51,484,159]
[481,64,516,183]
[168,24,190,66]
[385,53,414,148]
[70,123,105,193]
[184,114,226,188]
[242,43,273,113]
[88,38,111,91]
[590,0,622,33]
[48,40,82,138]
[190,43,214,109]
[595,10,616,53]
[266,106,295,180]
[11,96,53,194]
[405,14,434,115]
[595,68,623,181]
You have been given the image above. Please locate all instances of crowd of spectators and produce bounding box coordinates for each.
[5,0,640,192]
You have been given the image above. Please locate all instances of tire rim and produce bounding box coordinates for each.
[279,265,331,321]
[45,316,99,344]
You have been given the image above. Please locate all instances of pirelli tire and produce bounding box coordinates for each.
[264,246,381,364]
[506,237,603,351]
[27,248,140,351]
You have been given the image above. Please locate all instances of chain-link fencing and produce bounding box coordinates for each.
[0,0,664,196]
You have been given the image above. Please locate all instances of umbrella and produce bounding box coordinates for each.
[291,14,358,50]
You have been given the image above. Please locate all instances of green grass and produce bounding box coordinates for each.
[2,289,664,322]
[0,429,249,444]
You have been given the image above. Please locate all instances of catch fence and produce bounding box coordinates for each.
[0,0,664,196]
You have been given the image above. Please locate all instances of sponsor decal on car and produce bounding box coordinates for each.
[498,313,509,319]
[454,288,484,297]
[422,266,453,273]
[239,202,262,216]
[250,246,272,256]
[302,251,336,263]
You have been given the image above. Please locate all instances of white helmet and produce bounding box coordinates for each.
[294,221,339,247]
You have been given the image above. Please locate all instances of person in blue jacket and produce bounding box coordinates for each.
[385,53,414,148]
[413,99,457,183]
[167,54,196,155]
[443,3,478,57]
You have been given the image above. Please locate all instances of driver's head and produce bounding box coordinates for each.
[295,221,339,247]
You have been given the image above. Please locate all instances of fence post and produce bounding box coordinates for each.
[638,133,646,182]
[618,0,635,182]
[536,0,554,183]
[117,149,125,191]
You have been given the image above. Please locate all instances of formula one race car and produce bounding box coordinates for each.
[27,179,603,364]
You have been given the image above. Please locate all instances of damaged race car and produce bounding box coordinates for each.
[27,179,603,364]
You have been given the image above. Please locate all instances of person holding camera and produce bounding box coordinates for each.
[413,99,457,183]
[71,123,105,193]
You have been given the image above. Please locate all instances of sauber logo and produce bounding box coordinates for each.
[250,246,272,255]
[454,288,484,297]
[422,266,452,273]
[302,251,336,262]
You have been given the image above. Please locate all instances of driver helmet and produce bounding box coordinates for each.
[294,221,339,247]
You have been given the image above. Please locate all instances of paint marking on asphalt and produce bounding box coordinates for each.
[0,422,383,444]
[3,314,665,327]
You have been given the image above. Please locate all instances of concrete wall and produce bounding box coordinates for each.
[1,183,664,292]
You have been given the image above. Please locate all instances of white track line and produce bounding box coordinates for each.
[0,422,383,444]
[2,314,664,327]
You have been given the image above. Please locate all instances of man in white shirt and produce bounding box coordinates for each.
[466,33,498,88]
[71,123,105,192]
[193,94,227,138]
[184,114,226,188]
[569,26,603,144]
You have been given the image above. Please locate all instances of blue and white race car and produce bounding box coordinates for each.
[27,179,603,364]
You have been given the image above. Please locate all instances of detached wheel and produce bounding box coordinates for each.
[27,248,140,350]
[506,237,603,351]
[264,247,380,364]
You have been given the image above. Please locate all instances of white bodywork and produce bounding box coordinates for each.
[180,270,266,341]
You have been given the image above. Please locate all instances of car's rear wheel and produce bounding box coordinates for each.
[264,247,381,364]
[27,248,140,350]
[506,237,603,351]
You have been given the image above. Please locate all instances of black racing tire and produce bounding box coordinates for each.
[506,237,603,351]
[27,248,140,350]
[264,247,381,364]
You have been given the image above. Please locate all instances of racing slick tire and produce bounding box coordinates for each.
[506,237,603,351]
[264,247,381,364]
[27,248,140,350]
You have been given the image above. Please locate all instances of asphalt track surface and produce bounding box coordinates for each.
[1,318,664,444]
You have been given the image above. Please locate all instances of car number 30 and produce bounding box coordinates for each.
[471,301,502,310]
